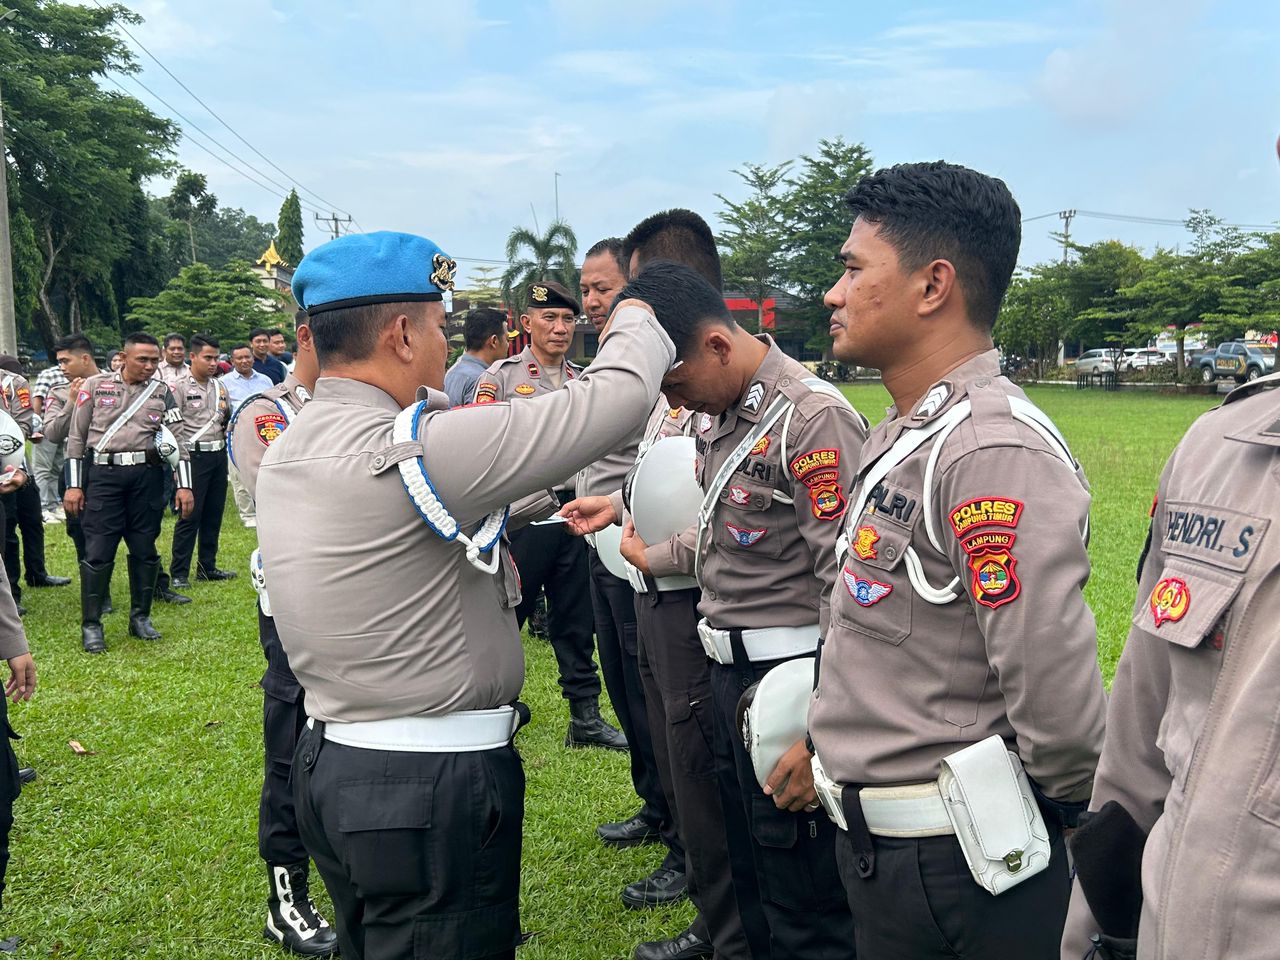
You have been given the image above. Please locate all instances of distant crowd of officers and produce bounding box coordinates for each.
[0,154,1276,960]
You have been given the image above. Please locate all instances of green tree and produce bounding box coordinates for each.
[125,260,287,343]
[780,138,875,350]
[166,169,217,264]
[275,189,304,266]
[1,0,177,350]
[457,263,504,308]
[501,220,578,315]
[716,161,791,334]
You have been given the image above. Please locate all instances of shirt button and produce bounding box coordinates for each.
[884,546,897,560]
[373,455,385,468]
[975,378,990,388]
[780,377,791,386]
[712,442,720,451]
[753,497,764,508]
[858,856,871,873]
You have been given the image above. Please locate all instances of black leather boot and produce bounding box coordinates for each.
[566,697,629,751]
[263,863,339,957]
[79,560,110,654]
[127,556,163,641]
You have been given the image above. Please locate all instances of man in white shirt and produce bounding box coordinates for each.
[220,344,273,527]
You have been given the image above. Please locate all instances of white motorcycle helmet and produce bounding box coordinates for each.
[0,410,25,472]
[154,425,180,469]
[626,436,702,545]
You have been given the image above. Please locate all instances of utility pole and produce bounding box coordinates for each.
[554,171,560,222]
[0,74,17,356]
[314,211,352,240]
[1058,209,1076,263]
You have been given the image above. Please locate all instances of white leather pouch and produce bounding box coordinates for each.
[937,735,1051,896]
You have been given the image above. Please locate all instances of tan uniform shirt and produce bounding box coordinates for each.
[809,351,1106,801]
[230,375,310,499]
[41,382,75,445]
[0,565,27,661]
[256,306,675,723]
[0,373,35,438]
[171,372,230,447]
[644,339,867,636]
[159,361,188,387]
[1062,375,1280,960]
[64,372,190,485]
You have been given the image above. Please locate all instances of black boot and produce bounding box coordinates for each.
[566,697,629,751]
[103,589,113,615]
[127,556,163,641]
[264,863,339,957]
[79,560,111,654]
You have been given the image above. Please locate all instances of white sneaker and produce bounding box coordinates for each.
[42,510,62,525]
[244,518,257,528]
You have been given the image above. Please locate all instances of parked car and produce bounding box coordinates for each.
[1123,349,1171,372]
[1074,349,1116,375]
[1197,342,1276,384]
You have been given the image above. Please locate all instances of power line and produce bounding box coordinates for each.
[91,0,353,219]
[1025,209,1278,231]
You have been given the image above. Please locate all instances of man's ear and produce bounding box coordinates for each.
[520,315,532,334]
[705,325,734,365]
[389,314,414,362]
[918,259,959,318]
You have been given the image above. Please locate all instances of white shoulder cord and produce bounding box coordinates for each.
[776,377,870,506]
[693,394,792,581]
[393,401,508,574]
[839,396,1085,605]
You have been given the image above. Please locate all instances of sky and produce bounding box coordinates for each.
[102,0,1280,284]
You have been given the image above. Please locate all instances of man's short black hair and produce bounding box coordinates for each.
[613,260,732,359]
[189,334,220,354]
[464,308,507,351]
[844,161,1021,330]
[163,332,185,348]
[309,302,425,367]
[294,308,309,330]
[229,343,252,357]
[124,332,160,349]
[623,210,723,292]
[54,334,94,356]
[584,237,629,281]
[249,327,271,341]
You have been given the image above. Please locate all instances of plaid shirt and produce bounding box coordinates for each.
[33,365,68,401]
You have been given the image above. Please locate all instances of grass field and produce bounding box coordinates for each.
[3,384,1219,959]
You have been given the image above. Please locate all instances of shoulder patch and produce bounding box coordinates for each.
[255,413,287,446]
[474,384,498,404]
[16,387,30,409]
[949,497,1024,538]
[789,448,839,483]
[967,546,1020,609]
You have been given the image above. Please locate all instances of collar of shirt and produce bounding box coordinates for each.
[723,335,788,434]
[314,376,403,415]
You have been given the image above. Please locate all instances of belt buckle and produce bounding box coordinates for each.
[811,755,849,831]
[696,620,727,663]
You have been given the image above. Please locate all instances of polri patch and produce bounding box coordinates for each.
[515,383,536,396]
[255,413,287,446]
[949,497,1024,538]
[1149,577,1190,627]
[725,523,766,547]
[960,531,1015,555]
[852,525,880,560]
[808,480,846,521]
[967,547,1020,609]
[790,448,840,483]
[843,568,892,606]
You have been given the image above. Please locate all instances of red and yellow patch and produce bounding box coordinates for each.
[808,480,846,521]
[967,547,1020,609]
[515,383,536,396]
[750,435,771,457]
[255,413,287,446]
[949,497,1024,538]
[76,390,91,407]
[16,387,30,410]
[1150,577,1190,627]
[790,448,839,482]
[527,362,540,378]
[960,531,1016,555]
[852,525,880,560]
[474,384,498,404]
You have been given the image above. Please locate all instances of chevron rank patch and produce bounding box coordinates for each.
[255,413,287,446]
[913,382,951,420]
[725,523,766,547]
[742,381,766,413]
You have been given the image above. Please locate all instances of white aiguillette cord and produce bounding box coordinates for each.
[393,400,508,574]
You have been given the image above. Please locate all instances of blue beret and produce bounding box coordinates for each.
[292,231,456,316]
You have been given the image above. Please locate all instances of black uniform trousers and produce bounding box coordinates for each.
[586,551,676,854]
[636,586,762,960]
[169,450,228,580]
[294,723,524,960]
[258,605,308,866]
[0,694,20,911]
[509,495,600,702]
[709,640,855,960]
[835,802,1069,959]
[2,478,49,600]
[81,463,164,566]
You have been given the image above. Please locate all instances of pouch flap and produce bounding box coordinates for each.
[940,736,1030,860]
[1134,558,1243,649]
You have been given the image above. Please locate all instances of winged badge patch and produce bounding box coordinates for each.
[843,568,893,606]
[725,523,766,547]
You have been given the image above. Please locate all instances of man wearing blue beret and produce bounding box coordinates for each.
[255,231,698,959]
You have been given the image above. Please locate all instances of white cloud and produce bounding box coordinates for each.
[880,18,1058,50]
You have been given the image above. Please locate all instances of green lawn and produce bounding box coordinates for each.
[3,384,1219,958]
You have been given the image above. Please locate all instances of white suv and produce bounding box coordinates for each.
[1075,350,1116,375]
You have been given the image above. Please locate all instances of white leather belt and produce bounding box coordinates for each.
[812,755,954,838]
[697,619,819,664]
[192,439,226,452]
[308,706,518,753]
[91,450,148,465]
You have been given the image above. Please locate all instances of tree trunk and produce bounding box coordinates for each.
[69,294,81,334]
[1176,333,1185,376]
[187,217,197,264]
[34,223,66,355]
[757,299,764,336]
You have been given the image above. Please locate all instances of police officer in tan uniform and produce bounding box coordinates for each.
[256,231,683,959]
[0,561,36,949]
[472,280,626,751]
[64,332,194,653]
[168,334,234,588]
[808,161,1107,959]
[616,260,864,960]
[1060,138,1280,960]
[228,314,335,958]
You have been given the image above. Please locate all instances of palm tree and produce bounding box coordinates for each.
[501,220,579,316]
